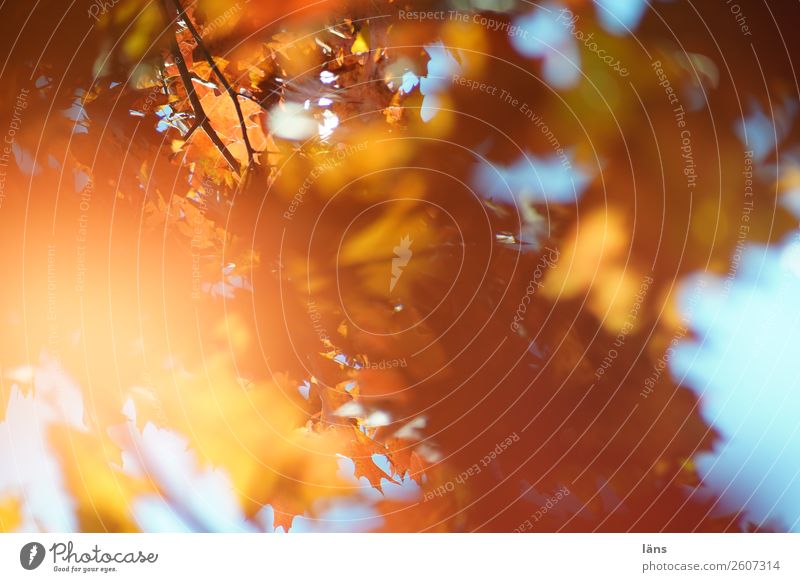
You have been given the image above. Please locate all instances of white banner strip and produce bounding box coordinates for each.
[1,534,797,581]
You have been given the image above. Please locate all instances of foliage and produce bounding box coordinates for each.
[0,0,798,532]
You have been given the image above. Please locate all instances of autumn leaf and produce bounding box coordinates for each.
[184,85,272,167]
[0,496,22,533]
[340,425,397,492]
[385,437,426,484]
[50,427,147,532]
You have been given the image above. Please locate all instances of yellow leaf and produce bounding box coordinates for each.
[351,30,369,55]
[50,427,147,532]
[0,496,22,532]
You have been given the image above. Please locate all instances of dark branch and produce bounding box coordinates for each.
[170,0,256,167]
[168,39,241,175]
[183,120,201,141]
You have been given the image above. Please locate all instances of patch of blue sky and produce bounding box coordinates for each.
[258,503,382,534]
[298,380,311,400]
[400,71,419,95]
[336,455,422,502]
[73,168,91,193]
[511,6,581,89]
[12,142,42,176]
[419,42,460,122]
[782,190,800,218]
[0,358,85,532]
[131,497,194,533]
[117,399,257,533]
[473,150,591,205]
[289,502,384,533]
[593,0,647,36]
[671,232,800,532]
[777,152,800,218]
[256,505,280,532]
[735,97,798,163]
[155,104,176,133]
[201,271,253,299]
[63,90,89,134]
[283,455,403,533]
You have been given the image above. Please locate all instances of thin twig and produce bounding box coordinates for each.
[183,120,201,141]
[170,0,255,167]
[168,40,241,174]
[237,92,269,110]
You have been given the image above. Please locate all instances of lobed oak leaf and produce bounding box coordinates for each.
[180,84,271,168]
[342,425,397,492]
[385,437,426,484]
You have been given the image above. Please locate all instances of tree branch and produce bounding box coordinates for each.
[169,0,256,167]
[168,39,241,175]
